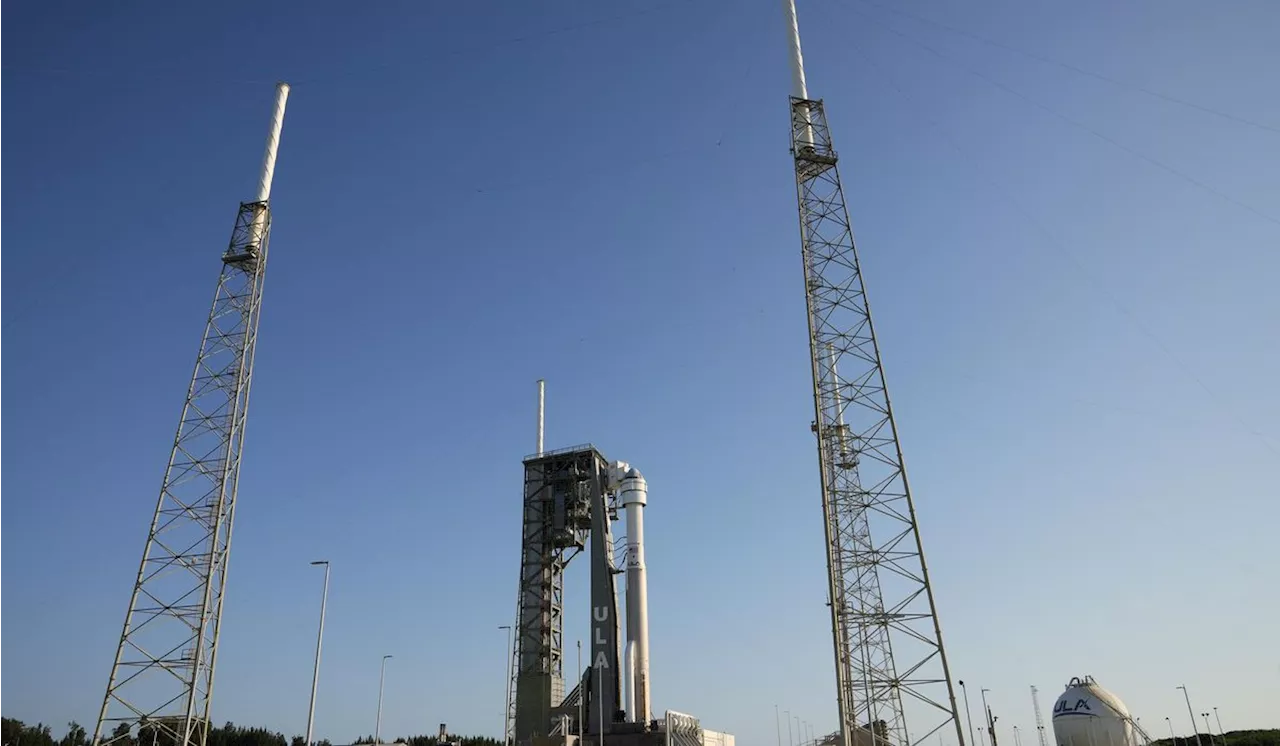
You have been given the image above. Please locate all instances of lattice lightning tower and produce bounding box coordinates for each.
[779,4,964,746]
[91,82,291,746]
[1031,687,1049,746]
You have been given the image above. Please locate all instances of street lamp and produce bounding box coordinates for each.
[958,681,977,746]
[1176,687,1202,746]
[1166,717,1176,746]
[786,711,793,746]
[304,561,331,746]
[375,654,393,744]
[1200,715,1214,746]
[775,706,782,746]
[1212,709,1225,743]
[500,626,513,746]
[980,689,992,746]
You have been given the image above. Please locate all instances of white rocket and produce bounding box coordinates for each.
[611,462,651,726]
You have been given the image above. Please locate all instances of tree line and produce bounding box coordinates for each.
[1152,733,1280,746]
[2,719,502,746]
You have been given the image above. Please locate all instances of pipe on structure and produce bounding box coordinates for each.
[620,467,651,726]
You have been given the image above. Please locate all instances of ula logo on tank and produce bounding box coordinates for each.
[1054,699,1094,715]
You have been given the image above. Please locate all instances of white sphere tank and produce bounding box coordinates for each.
[1051,676,1138,746]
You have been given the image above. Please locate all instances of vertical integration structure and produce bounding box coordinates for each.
[779,3,964,746]
[92,82,292,746]
[510,382,664,746]
[512,444,618,745]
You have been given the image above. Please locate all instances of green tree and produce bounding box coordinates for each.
[110,723,135,746]
[60,723,87,746]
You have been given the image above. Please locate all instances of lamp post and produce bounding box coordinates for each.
[500,626,513,746]
[776,707,782,746]
[1166,717,1176,746]
[959,681,977,746]
[980,689,993,746]
[1200,715,1214,746]
[786,711,793,746]
[578,641,584,740]
[1013,726,1021,746]
[1212,709,1225,742]
[375,654,393,744]
[1175,687,1202,746]
[304,561,330,746]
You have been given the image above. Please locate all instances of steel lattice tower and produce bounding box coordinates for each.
[1031,687,1049,746]
[781,4,963,746]
[92,83,291,746]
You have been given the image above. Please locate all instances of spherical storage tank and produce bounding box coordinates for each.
[1051,676,1138,746]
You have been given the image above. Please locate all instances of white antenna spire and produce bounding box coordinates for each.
[256,82,291,203]
[781,0,809,99]
[536,379,546,455]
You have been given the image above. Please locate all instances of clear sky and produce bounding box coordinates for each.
[3,0,1277,743]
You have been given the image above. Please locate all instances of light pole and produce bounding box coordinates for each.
[1013,726,1021,746]
[1212,709,1225,741]
[1176,687,1202,746]
[980,689,992,746]
[500,626,513,746]
[796,716,802,746]
[578,641,584,740]
[959,681,977,746]
[1200,715,1214,746]
[1166,717,1176,746]
[775,706,782,746]
[786,711,794,746]
[375,654,393,744]
[304,561,330,746]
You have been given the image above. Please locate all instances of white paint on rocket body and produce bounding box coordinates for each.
[620,468,650,725]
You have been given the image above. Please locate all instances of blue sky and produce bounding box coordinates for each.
[3,0,1277,743]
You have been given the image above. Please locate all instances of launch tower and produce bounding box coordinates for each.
[780,3,964,746]
[511,441,659,746]
[91,83,291,746]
